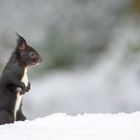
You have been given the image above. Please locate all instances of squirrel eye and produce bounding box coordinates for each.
[29,52,35,57]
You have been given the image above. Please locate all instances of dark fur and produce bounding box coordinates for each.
[0,34,42,125]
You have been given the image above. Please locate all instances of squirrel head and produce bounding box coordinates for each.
[15,33,43,67]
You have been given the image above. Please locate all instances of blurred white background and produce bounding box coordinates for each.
[0,0,140,119]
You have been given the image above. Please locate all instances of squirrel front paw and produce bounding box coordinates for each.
[15,87,24,95]
[25,82,30,92]
[15,85,30,95]
[15,82,30,95]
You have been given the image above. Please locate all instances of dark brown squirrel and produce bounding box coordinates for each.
[0,34,42,125]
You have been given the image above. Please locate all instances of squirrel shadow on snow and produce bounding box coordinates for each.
[0,34,42,125]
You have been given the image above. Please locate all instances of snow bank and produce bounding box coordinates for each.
[0,112,140,140]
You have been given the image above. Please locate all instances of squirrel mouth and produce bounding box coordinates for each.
[32,58,43,65]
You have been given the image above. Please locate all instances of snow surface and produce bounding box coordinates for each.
[1,112,140,140]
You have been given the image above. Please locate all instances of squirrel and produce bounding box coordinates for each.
[0,34,42,125]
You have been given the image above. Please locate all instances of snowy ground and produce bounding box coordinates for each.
[1,112,140,140]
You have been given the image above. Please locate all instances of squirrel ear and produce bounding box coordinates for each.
[16,33,27,51]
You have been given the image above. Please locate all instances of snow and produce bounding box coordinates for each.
[0,112,140,140]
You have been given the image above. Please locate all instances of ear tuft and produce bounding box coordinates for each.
[16,33,27,51]
[16,33,27,46]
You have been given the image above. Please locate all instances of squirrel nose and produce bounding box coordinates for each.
[39,56,43,63]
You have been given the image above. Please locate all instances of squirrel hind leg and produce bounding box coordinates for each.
[0,110,14,125]
[16,110,26,121]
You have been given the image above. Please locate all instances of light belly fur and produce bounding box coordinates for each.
[14,68,28,120]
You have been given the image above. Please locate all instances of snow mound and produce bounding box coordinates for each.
[0,112,140,140]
